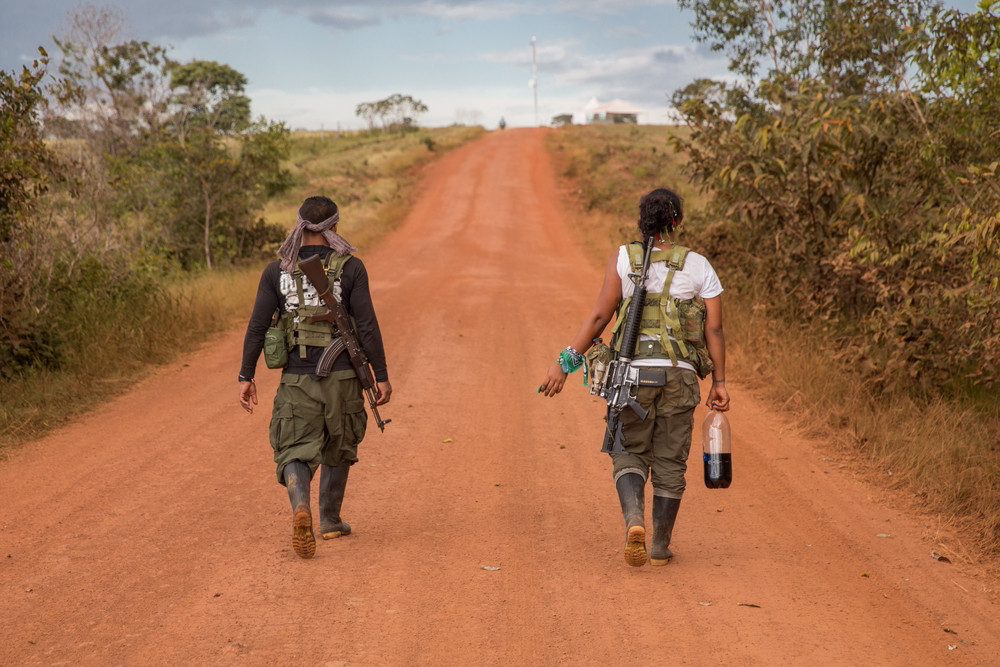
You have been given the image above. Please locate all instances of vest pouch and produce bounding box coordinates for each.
[676,297,714,379]
[585,341,614,395]
[263,326,289,369]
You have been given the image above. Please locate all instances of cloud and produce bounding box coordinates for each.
[480,40,577,70]
[407,1,539,21]
[499,42,729,112]
[307,8,381,30]
[553,0,678,16]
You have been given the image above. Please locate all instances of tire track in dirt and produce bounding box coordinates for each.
[1,128,998,665]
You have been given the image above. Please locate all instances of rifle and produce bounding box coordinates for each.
[298,255,391,432]
[597,235,655,453]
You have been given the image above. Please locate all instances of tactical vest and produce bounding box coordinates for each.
[611,243,715,379]
[275,253,353,359]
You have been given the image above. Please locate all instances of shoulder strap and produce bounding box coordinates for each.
[648,245,689,270]
[626,242,643,272]
[326,252,352,282]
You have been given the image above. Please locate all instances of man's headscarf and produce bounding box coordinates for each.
[277,208,357,274]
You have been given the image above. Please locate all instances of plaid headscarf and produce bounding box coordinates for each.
[277,209,356,274]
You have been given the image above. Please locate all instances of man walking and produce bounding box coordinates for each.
[239,196,391,558]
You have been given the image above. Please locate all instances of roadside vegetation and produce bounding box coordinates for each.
[546,0,1000,558]
[0,4,483,454]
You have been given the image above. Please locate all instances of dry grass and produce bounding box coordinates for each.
[546,123,1000,558]
[262,126,483,250]
[0,125,485,455]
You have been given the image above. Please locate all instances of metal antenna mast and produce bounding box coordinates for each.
[530,36,538,126]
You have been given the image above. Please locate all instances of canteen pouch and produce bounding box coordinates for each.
[263,326,288,369]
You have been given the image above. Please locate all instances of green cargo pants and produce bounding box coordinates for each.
[269,369,368,484]
[611,368,700,499]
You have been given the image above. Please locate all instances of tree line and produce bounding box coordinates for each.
[1,6,292,378]
[671,0,999,396]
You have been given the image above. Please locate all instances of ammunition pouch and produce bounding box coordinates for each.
[635,367,667,387]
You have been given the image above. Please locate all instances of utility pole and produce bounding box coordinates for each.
[529,36,538,126]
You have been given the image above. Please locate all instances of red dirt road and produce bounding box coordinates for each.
[2,129,998,666]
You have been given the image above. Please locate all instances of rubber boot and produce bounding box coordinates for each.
[319,462,352,540]
[616,473,647,567]
[283,461,315,559]
[649,495,681,566]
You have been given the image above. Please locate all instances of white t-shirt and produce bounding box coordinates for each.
[617,244,723,370]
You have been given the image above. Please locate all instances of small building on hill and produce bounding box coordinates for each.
[584,98,645,124]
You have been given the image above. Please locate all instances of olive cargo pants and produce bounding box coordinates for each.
[611,368,700,498]
[269,369,368,484]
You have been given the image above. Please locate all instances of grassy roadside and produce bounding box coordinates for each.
[545,124,1000,560]
[0,125,485,456]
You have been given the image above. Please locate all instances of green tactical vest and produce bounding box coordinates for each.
[611,242,716,379]
[275,253,353,359]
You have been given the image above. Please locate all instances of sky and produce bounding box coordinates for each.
[0,0,985,130]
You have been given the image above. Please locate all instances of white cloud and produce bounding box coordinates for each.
[308,8,381,30]
[408,1,539,21]
[480,40,578,69]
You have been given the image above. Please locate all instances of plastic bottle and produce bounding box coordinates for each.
[702,410,732,489]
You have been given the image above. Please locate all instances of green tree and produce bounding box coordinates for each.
[118,117,291,270]
[0,50,65,375]
[355,94,428,131]
[168,60,251,138]
[672,0,1000,392]
[50,5,172,152]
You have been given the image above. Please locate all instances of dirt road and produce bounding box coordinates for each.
[2,129,998,666]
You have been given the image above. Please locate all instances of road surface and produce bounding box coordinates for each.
[1,128,998,665]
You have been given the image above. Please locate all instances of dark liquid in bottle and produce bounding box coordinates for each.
[703,452,732,489]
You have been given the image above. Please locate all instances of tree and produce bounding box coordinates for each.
[355,94,428,131]
[116,116,291,270]
[50,5,173,152]
[168,60,251,139]
[0,50,64,375]
[671,0,1000,392]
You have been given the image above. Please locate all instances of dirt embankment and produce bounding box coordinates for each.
[1,128,998,665]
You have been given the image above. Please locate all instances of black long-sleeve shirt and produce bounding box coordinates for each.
[239,245,388,382]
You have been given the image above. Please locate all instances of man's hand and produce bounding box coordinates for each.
[706,382,730,411]
[538,362,568,397]
[240,380,258,414]
[375,380,392,406]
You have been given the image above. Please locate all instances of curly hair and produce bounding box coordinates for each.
[638,188,683,239]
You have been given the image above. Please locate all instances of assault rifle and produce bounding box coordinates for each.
[598,235,655,454]
[298,255,391,432]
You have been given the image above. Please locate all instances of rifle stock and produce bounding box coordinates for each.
[298,255,391,432]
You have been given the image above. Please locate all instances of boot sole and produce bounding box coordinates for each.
[321,528,351,540]
[649,555,673,566]
[624,525,647,567]
[292,507,316,559]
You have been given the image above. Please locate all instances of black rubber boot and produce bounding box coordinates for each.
[319,462,352,540]
[649,495,681,566]
[616,473,647,567]
[283,461,315,559]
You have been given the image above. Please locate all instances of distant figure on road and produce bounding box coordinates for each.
[238,196,392,558]
[538,187,730,567]
[499,116,506,130]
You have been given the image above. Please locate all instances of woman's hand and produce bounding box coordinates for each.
[706,381,730,411]
[538,362,568,397]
